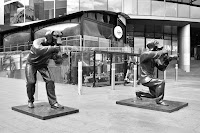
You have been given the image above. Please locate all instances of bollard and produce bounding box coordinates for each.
[78,61,82,95]
[133,64,137,88]
[175,64,178,81]
[111,63,115,90]
[163,70,166,80]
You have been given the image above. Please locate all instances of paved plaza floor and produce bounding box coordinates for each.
[0,76,200,133]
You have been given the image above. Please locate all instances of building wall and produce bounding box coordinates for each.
[3,0,200,25]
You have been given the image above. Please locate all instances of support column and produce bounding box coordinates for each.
[0,0,4,24]
[178,24,190,72]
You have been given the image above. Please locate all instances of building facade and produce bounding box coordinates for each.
[1,0,200,75]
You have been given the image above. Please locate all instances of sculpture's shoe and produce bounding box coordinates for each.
[157,101,169,106]
[28,102,34,108]
[136,92,142,100]
[51,103,64,109]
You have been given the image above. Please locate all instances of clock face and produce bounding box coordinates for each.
[114,26,123,39]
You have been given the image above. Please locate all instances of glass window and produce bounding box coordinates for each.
[152,0,165,16]
[3,30,31,50]
[132,0,138,15]
[108,0,122,12]
[124,0,133,14]
[44,0,54,19]
[67,0,79,14]
[55,0,67,17]
[172,26,177,35]
[134,24,145,32]
[80,0,94,11]
[164,25,171,34]
[4,2,25,25]
[94,0,107,10]
[155,25,163,33]
[165,2,177,17]
[83,20,112,39]
[34,23,80,41]
[155,33,163,39]
[146,25,154,33]
[178,4,189,18]
[138,0,151,16]
[134,37,145,53]
[145,33,154,38]
[164,39,171,53]
[134,32,144,37]
[172,40,178,55]
[127,24,134,32]
[190,6,200,19]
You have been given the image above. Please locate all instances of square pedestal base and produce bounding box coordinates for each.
[116,98,188,113]
[12,102,79,120]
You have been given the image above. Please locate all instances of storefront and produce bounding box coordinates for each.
[0,10,138,86]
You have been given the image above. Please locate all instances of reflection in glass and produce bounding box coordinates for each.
[164,25,171,34]
[83,20,112,39]
[134,37,145,54]
[164,39,171,53]
[55,0,67,17]
[80,0,94,11]
[138,0,151,16]
[67,0,79,14]
[44,0,54,19]
[3,31,31,51]
[4,2,24,24]
[108,0,122,12]
[113,54,124,84]
[165,2,177,17]
[94,0,107,10]
[124,0,133,14]
[152,0,165,16]
[172,40,178,55]
[178,4,189,18]
[34,23,80,39]
[190,6,200,19]
[132,0,138,15]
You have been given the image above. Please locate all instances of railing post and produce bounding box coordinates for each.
[10,45,12,51]
[0,58,2,71]
[78,61,82,95]
[20,53,22,69]
[111,63,115,90]
[175,64,178,81]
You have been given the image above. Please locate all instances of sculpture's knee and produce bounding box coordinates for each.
[26,80,36,88]
[46,81,55,89]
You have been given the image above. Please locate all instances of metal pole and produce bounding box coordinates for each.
[175,64,178,81]
[111,63,115,90]
[0,58,2,71]
[78,61,82,95]
[163,70,166,80]
[133,64,137,88]
[20,53,22,69]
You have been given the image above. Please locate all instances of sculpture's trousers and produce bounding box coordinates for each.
[142,78,165,103]
[25,63,57,105]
